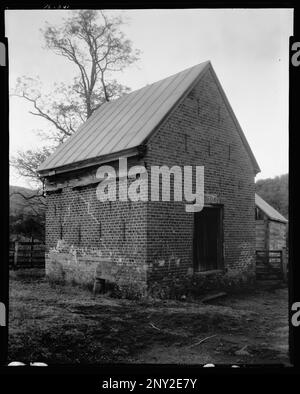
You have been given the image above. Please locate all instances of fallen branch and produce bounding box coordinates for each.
[149,322,161,331]
[188,334,217,348]
[201,292,227,303]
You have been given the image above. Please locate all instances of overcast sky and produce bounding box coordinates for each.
[5,9,293,188]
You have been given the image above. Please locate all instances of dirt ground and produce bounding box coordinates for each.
[8,269,290,365]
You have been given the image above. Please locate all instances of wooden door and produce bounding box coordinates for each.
[193,206,223,272]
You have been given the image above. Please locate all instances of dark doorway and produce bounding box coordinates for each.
[193,206,223,272]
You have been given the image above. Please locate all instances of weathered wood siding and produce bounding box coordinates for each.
[255,220,266,250]
[268,221,287,250]
[256,219,287,251]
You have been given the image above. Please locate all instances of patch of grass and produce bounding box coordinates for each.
[10,268,45,282]
[8,269,289,364]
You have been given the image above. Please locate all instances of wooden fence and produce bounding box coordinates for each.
[9,241,45,269]
[256,249,287,281]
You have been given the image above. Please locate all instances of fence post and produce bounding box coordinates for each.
[30,237,34,268]
[13,241,19,270]
[265,250,269,269]
[282,247,287,282]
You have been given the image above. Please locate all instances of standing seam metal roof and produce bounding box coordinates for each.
[38,62,209,172]
[38,61,260,174]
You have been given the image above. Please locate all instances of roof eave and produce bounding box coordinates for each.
[270,218,288,224]
[38,145,144,178]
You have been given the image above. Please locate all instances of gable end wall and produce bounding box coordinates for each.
[145,68,256,289]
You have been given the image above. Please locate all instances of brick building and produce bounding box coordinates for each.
[38,61,261,297]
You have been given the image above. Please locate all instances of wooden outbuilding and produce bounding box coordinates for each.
[255,193,288,281]
[255,193,288,252]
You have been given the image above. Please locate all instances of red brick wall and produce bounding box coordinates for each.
[145,67,256,285]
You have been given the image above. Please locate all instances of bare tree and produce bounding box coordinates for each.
[10,146,52,203]
[11,10,140,192]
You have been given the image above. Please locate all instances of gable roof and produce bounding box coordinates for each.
[38,61,260,175]
[255,193,288,223]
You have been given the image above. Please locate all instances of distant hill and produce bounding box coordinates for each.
[10,185,45,216]
[255,174,288,219]
[10,185,46,242]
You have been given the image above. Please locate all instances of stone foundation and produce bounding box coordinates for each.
[46,243,255,300]
[46,240,147,297]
